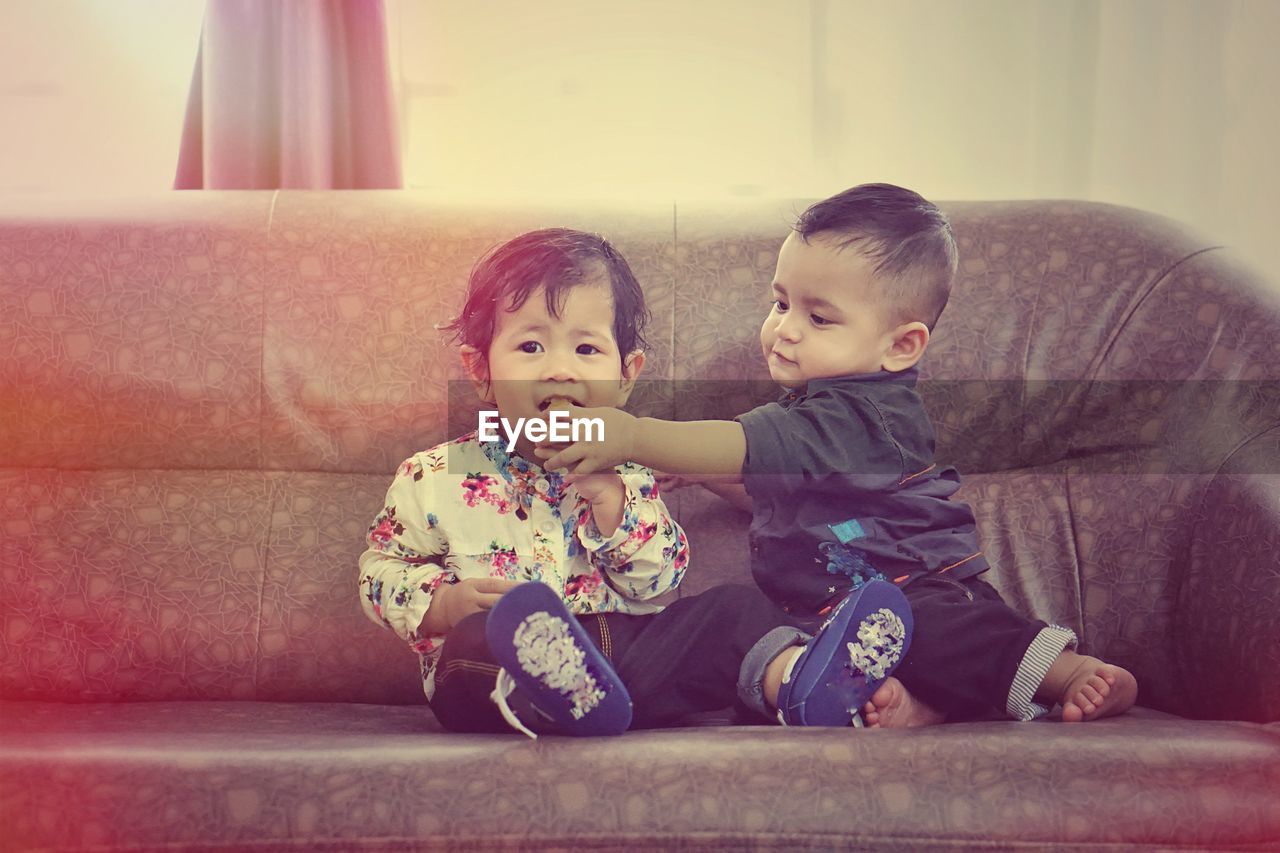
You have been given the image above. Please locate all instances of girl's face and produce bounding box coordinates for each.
[471,279,643,458]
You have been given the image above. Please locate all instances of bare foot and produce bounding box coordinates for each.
[861,677,946,729]
[1055,657,1138,722]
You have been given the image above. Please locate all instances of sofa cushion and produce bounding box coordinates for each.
[2,701,1277,850]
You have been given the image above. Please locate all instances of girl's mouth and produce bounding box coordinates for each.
[538,395,583,411]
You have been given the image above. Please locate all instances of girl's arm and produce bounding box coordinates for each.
[358,455,455,652]
[574,463,689,601]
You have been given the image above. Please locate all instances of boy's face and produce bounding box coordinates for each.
[760,232,899,388]
[473,278,642,456]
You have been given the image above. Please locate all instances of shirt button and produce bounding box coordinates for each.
[539,520,557,535]
[534,478,550,494]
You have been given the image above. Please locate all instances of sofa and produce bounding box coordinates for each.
[1,193,1277,852]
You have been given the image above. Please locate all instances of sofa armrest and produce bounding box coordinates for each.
[1176,428,1280,722]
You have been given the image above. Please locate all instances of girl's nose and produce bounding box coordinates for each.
[539,352,579,382]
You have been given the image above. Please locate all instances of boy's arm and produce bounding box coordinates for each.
[539,406,747,481]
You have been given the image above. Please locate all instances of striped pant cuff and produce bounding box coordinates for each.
[1005,624,1079,721]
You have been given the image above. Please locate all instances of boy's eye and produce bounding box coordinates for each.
[518,341,543,354]
[810,313,831,326]
[773,299,789,312]
[576,344,601,355]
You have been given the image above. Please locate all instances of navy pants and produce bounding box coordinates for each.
[893,574,1051,720]
[429,583,803,733]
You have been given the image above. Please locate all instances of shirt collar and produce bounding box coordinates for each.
[790,366,920,399]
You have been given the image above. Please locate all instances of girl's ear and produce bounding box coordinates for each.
[460,344,495,404]
[880,322,930,372]
[616,349,647,403]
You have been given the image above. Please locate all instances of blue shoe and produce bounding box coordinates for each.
[485,582,632,737]
[775,579,913,727]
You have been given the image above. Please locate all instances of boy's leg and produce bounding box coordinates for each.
[891,575,1082,721]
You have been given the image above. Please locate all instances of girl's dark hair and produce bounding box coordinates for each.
[442,227,650,364]
[795,183,958,330]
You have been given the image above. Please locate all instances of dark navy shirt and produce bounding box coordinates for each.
[736,366,988,617]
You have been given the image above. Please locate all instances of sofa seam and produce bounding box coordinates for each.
[1081,244,1223,385]
[39,831,1278,852]
[1015,235,1049,467]
[258,189,280,473]
[1169,422,1280,681]
[1059,467,1087,651]
[251,484,276,698]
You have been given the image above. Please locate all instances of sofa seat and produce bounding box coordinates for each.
[3,701,1277,851]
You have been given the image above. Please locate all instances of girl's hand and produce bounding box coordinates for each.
[422,577,522,634]
[565,470,624,504]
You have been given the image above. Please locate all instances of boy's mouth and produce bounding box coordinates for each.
[537,394,584,412]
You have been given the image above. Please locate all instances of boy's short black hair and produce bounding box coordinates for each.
[795,183,958,330]
[443,227,650,366]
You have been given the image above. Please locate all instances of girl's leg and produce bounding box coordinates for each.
[430,607,618,733]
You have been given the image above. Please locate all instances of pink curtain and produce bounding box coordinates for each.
[174,0,401,189]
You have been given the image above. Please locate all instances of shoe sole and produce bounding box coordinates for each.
[485,582,633,736]
[780,579,913,726]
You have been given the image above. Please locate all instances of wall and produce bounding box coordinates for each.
[1,0,1276,275]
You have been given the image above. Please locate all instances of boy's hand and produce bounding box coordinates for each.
[653,471,695,494]
[536,405,637,475]
[421,577,522,634]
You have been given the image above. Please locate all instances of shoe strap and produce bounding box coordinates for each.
[491,668,539,740]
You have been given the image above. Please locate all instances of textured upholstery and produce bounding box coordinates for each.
[1,193,1278,851]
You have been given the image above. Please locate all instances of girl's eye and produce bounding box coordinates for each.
[518,341,543,354]
[773,299,789,312]
[576,344,601,355]
[810,314,831,326]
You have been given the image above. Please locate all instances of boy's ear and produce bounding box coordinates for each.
[459,345,495,404]
[616,349,647,403]
[881,322,930,372]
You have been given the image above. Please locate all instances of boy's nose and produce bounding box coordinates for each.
[775,314,803,343]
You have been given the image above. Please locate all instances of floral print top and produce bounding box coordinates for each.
[358,431,689,700]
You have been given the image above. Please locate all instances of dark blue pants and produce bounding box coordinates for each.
[894,574,1050,720]
[430,583,801,733]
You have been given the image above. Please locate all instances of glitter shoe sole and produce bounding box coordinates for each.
[485,581,632,736]
[776,578,913,727]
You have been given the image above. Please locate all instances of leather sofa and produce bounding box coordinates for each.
[1,193,1277,851]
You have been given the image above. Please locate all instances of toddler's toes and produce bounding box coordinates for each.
[1089,674,1111,697]
[1080,683,1103,706]
[1062,700,1084,723]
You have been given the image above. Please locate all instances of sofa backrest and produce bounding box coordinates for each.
[2,194,1276,719]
